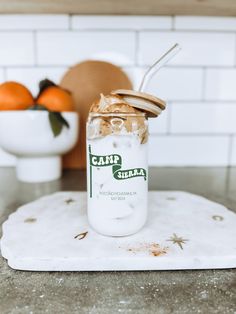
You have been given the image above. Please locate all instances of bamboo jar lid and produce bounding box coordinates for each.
[112,89,166,117]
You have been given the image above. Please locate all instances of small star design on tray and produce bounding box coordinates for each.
[24,217,37,223]
[166,196,176,201]
[74,231,88,240]
[65,198,75,205]
[167,233,189,250]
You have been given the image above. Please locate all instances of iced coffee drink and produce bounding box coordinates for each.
[87,92,165,237]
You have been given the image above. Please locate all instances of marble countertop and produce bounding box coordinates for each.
[0,167,235,313]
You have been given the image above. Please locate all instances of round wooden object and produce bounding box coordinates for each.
[60,61,132,169]
[112,89,166,118]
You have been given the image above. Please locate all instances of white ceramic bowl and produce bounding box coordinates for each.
[0,111,79,182]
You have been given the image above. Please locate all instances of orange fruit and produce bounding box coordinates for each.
[36,86,75,112]
[0,81,34,110]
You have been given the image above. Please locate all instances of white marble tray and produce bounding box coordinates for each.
[1,191,236,271]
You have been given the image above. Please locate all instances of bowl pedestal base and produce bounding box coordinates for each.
[16,156,61,183]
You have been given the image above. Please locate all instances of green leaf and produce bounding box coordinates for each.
[28,104,70,137]
[39,79,56,95]
[49,112,63,137]
[53,112,70,129]
[48,112,69,137]
[28,104,48,111]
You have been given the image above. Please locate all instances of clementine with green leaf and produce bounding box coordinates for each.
[36,80,75,112]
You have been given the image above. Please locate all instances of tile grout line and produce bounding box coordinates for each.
[166,101,172,135]
[33,30,38,67]
[201,67,207,101]
[3,64,235,73]
[234,33,236,67]
[171,16,175,30]
[138,64,236,69]
[133,29,236,34]
[149,134,234,137]
[170,100,236,104]
[68,14,73,30]
[225,135,234,196]
[227,134,234,166]
[134,31,140,66]
[2,67,7,81]
[0,28,233,33]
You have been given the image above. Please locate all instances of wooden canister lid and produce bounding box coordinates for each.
[111,89,166,117]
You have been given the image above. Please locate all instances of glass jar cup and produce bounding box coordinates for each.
[86,112,148,237]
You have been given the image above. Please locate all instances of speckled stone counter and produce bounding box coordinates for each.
[0,167,236,314]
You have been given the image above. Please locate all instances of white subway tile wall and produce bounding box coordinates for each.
[148,136,230,166]
[174,16,236,31]
[205,69,236,101]
[0,33,34,65]
[0,14,235,167]
[71,16,172,30]
[0,15,69,30]
[146,68,204,101]
[36,31,136,66]
[170,103,236,134]
[149,111,169,134]
[0,69,4,83]
[6,67,67,96]
[139,31,236,66]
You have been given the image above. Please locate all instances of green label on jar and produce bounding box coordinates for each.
[88,145,146,198]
